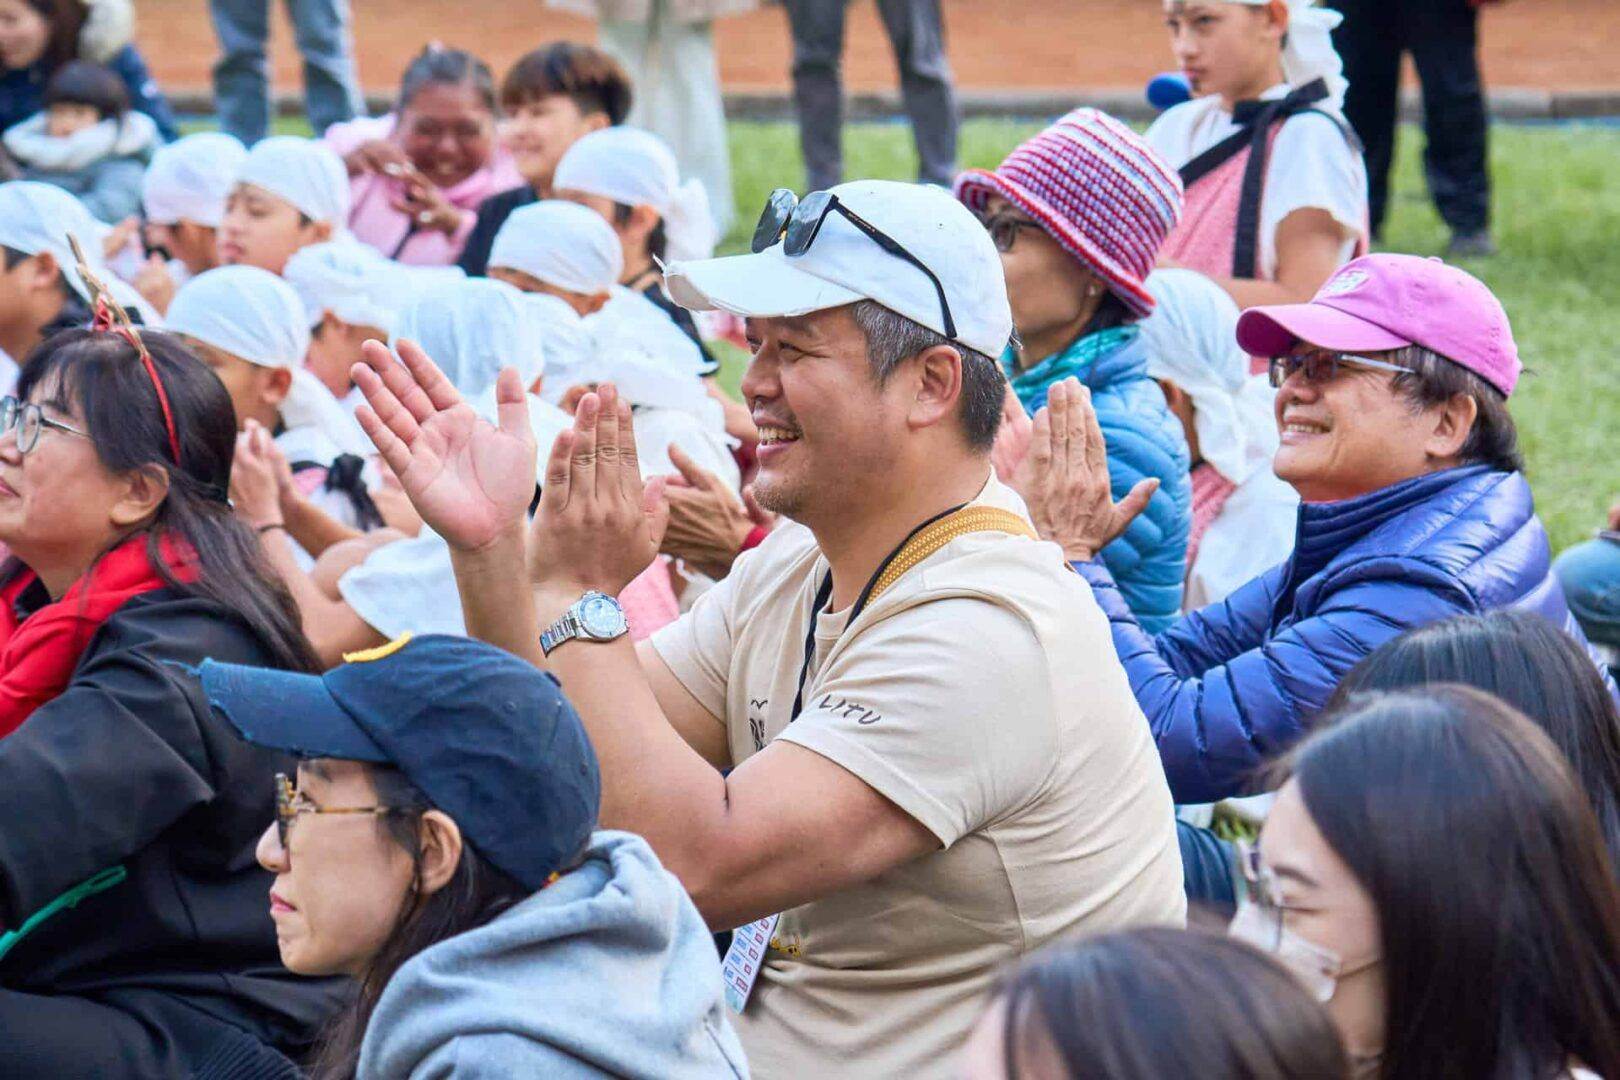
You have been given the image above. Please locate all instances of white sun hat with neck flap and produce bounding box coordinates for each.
[663,179,1012,360]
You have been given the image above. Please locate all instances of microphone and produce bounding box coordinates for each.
[1146,72,1192,111]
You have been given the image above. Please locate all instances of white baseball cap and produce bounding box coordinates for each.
[663,180,1012,359]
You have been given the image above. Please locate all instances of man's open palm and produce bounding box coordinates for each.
[351,339,537,552]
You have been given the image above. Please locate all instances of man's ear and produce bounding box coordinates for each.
[25,250,63,294]
[1426,393,1479,462]
[907,343,966,433]
[309,220,335,245]
[263,365,294,411]
[109,463,172,527]
[415,810,465,898]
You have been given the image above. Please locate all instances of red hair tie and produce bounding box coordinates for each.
[69,235,183,465]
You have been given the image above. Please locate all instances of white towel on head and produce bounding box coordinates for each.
[234,136,351,224]
[1140,268,1278,487]
[553,127,716,262]
[0,180,113,303]
[490,199,624,295]
[390,277,548,399]
[165,264,372,456]
[142,132,248,228]
[283,239,426,333]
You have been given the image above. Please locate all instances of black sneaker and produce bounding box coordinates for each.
[1447,229,1497,258]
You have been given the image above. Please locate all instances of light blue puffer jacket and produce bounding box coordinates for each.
[1009,327,1192,632]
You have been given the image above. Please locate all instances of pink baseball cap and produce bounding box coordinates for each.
[1235,254,1522,396]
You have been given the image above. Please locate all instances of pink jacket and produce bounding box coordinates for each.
[323,114,523,266]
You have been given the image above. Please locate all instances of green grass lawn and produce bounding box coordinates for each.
[721,119,1620,553]
[224,115,1618,550]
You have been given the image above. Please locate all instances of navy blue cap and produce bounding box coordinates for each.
[201,634,600,892]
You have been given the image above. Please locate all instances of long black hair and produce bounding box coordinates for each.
[991,927,1349,1079]
[1330,610,1620,868]
[308,765,530,1080]
[1286,686,1620,1080]
[12,328,318,673]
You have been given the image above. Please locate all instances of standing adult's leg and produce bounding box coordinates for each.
[208,0,271,146]
[1329,0,1401,238]
[285,0,365,136]
[1408,0,1491,243]
[603,3,736,239]
[783,0,848,192]
[875,0,958,187]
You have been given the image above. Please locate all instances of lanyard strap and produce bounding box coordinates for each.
[787,504,1037,722]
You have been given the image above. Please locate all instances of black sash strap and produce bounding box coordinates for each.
[290,453,385,532]
[1175,78,1347,280]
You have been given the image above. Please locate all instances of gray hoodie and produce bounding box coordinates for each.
[358,830,749,1079]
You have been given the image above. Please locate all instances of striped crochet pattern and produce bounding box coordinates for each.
[956,108,1183,318]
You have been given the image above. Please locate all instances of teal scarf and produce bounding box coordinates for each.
[1005,325,1139,413]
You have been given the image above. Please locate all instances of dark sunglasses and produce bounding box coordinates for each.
[1268,351,1408,389]
[751,187,958,342]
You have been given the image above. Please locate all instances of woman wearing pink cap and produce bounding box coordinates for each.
[956,108,1193,634]
[1017,253,1614,804]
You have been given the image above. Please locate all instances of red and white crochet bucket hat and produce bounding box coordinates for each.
[955,108,1183,318]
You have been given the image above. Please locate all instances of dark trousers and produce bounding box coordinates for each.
[1329,0,1490,236]
[783,0,959,190]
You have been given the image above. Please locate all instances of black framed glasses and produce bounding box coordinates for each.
[273,772,404,850]
[972,209,1042,254]
[0,395,90,455]
[751,187,958,342]
[1267,350,1408,389]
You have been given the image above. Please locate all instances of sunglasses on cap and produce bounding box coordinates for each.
[750,187,958,343]
[1268,350,1409,389]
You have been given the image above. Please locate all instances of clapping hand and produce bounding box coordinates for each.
[529,384,669,599]
[990,382,1032,482]
[1008,377,1158,563]
[230,420,285,530]
[350,339,536,552]
[660,444,767,579]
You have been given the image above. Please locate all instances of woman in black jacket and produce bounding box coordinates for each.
[0,325,345,1076]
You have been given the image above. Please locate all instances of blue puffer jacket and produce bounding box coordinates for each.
[1010,329,1191,632]
[1076,465,1609,803]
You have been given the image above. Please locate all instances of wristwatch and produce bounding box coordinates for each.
[540,591,630,656]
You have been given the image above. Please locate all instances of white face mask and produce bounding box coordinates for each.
[1229,896,1346,1002]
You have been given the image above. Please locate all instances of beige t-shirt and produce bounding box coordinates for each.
[650,474,1185,1079]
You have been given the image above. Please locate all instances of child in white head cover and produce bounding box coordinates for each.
[164,265,380,547]
[131,132,249,314]
[219,137,351,275]
[488,199,621,312]
[552,127,715,263]
[1139,268,1296,608]
[484,197,711,406]
[392,277,552,401]
[551,129,757,444]
[339,290,681,644]
[282,240,458,407]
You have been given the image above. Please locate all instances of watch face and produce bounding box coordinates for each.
[578,594,627,638]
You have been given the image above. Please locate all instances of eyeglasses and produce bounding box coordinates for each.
[973,209,1042,254]
[0,396,90,455]
[751,187,959,343]
[273,772,405,850]
[1268,350,1409,389]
